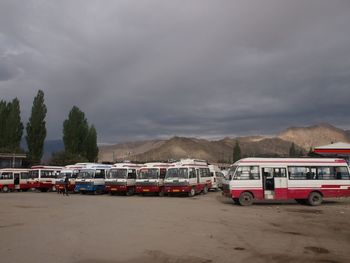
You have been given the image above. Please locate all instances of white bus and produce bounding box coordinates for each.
[222,158,350,206]
[164,159,212,197]
[105,162,143,196]
[28,166,63,192]
[208,164,225,191]
[55,164,85,193]
[0,168,30,192]
[135,162,175,196]
[75,163,112,194]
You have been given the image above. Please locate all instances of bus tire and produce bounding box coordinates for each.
[307,192,323,206]
[126,188,134,196]
[2,185,10,193]
[188,187,196,197]
[238,192,254,206]
[202,185,208,195]
[295,199,307,205]
[233,198,240,205]
[158,189,165,197]
[40,188,48,192]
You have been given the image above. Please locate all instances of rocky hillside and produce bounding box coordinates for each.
[99,136,302,163]
[278,123,350,150]
[99,123,349,163]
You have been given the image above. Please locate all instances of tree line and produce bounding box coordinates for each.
[0,90,98,166]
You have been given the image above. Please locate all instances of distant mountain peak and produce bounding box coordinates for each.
[278,123,349,149]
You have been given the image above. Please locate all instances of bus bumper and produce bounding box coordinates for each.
[105,185,127,193]
[75,183,104,192]
[164,185,191,193]
[135,185,160,193]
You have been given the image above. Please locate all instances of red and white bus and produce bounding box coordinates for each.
[135,162,175,196]
[55,164,84,192]
[164,159,212,197]
[28,166,63,192]
[222,158,350,206]
[0,168,31,192]
[105,163,142,195]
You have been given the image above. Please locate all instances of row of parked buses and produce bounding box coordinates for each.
[1,158,350,206]
[0,159,224,197]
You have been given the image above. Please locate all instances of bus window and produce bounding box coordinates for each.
[189,168,196,178]
[0,172,13,180]
[127,169,136,179]
[288,167,308,180]
[159,169,166,179]
[95,169,105,179]
[29,170,39,179]
[41,170,57,178]
[234,166,259,180]
[335,167,350,180]
[273,168,286,178]
[20,172,29,179]
[317,167,333,180]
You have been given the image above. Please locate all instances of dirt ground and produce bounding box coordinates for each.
[0,191,349,263]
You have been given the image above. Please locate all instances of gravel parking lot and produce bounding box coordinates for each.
[0,192,349,263]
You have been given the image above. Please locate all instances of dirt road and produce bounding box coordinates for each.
[0,192,349,263]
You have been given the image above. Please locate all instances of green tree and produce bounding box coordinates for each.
[6,98,24,151]
[0,100,10,149]
[85,125,99,162]
[232,140,241,162]
[63,106,89,155]
[289,143,297,157]
[0,99,23,152]
[26,90,47,165]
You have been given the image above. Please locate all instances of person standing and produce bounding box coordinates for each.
[64,174,69,196]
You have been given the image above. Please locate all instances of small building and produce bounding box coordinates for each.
[0,153,27,168]
[314,142,350,164]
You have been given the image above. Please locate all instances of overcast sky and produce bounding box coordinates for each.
[1,0,350,143]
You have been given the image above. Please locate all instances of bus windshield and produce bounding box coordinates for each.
[165,168,188,179]
[227,166,238,180]
[107,169,127,179]
[138,168,158,179]
[58,172,72,179]
[77,170,94,179]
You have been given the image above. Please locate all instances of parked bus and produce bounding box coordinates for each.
[222,158,350,206]
[28,166,63,192]
[55,164,85,193]
[208,164,225,191]
[0,168,30,192]
[135,162,175,196]
[75,163,112,194]
[164,159,212,197]
[105,162,142,195]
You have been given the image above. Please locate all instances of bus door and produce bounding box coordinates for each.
[262,167,288,199]
[14,173,20,190]
[273,168,288,199]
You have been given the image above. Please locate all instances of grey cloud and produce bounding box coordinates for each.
[0,0,349,142]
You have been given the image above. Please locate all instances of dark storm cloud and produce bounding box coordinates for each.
[0,0,350,142]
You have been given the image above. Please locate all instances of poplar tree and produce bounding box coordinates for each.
[6,98,24,150]
[26,90,47,164]
[85,125,99,162]
[0,99,23,152]
[0,100,9,149]
[233,140,241,162]
[289,143,297,157]
[63,106,89,155]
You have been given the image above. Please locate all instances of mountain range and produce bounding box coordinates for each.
[98,123,350,163]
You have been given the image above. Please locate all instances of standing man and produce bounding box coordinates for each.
[64,174,69,196]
